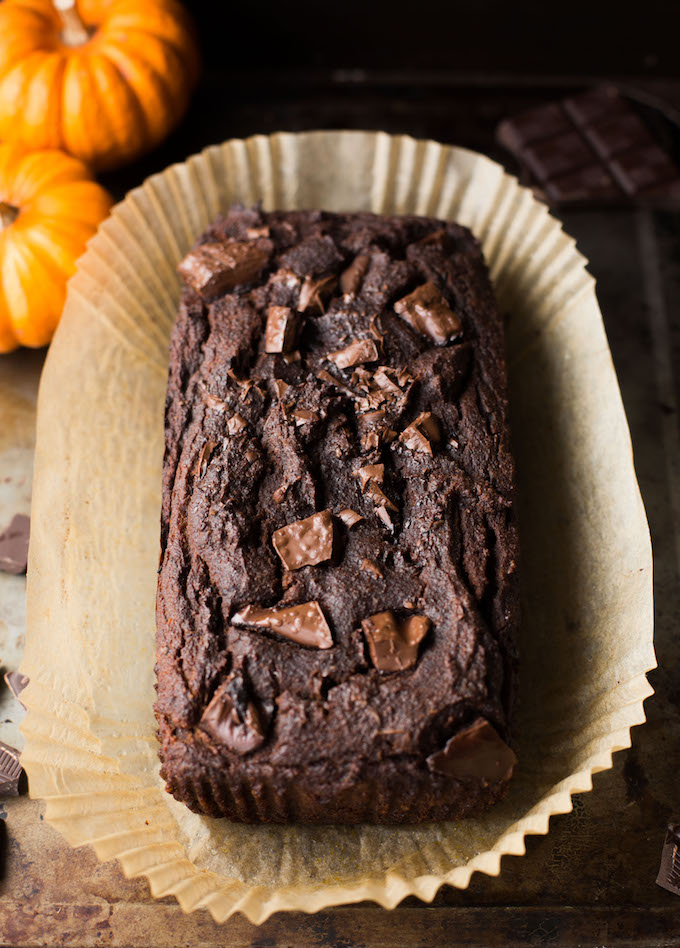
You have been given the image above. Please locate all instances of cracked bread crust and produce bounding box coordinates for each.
[155,206,519,824]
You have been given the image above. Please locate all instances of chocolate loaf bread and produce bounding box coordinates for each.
[155,206,519,824]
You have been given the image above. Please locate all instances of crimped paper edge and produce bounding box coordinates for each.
[20,131,656,925]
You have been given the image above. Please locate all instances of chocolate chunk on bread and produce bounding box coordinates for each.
[155,206,519,824]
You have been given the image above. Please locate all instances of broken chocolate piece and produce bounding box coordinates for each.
[199,675,266,755]
[196,440,217,478]
[361,432,381,451]
[657,824,680,896]
[4,671,29,709]
[376,506,394,531]
[202,387,228,412]
[0,514,30,575]
[394,282,462,346]
[227,369,254,392]
[272,510,334,571]
[265,306,300,354]
[373,367,403,394]
[298,274,337,314]
[338,508,364,528]
[362,611,430,672]
[178,239,271,299]
[272,378,290,399]
[354,464,384,491]
[0,741,23,796]
[232,602,333,649]
[361,558,383,579]
[327,339,379,369]
[427,718,517,784]
[340,252,371,295]
[366,481,398,512]
[400,412,441,456]
[316,368,355,395]
[227,413,246,435]
[292,409,319,426]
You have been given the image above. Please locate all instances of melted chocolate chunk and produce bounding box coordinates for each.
[232,602,333,649]
[427,718,517,784]
[340,252,371,295]
[298,274,337,314]
[0,514,30,575]
[199,674,266,755]
[400,411,441,456]
[178,239,271,298]
[265,306,300,354]
[0,741,23,796]
[394,281,463,345]
[272,510,334,571]
[657,824,680,896]
[362,611,430,672]
[326,339,379,369]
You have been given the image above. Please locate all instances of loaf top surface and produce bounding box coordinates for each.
[156,206,519,803]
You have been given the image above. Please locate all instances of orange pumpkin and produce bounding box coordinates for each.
[0,0,200,171]
[0,141,112,352]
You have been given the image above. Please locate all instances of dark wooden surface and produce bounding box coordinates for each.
[2,36,680,947]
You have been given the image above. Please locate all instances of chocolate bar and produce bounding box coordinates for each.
[497,86,680,206]
[0,514,29,575]
[657,823,680,896]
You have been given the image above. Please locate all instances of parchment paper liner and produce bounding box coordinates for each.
[20,132,655,924]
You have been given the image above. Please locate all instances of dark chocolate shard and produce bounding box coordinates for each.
[340,252,371,295]
[366,481,398,512]
[394,282,463,346]
[354,463,385,491]
[326,338,379,369]
[272,510,334,571]
[362,611,430,672]
[178,239,271,298]
[657,824,680,896]
[0,514,30,575]
[226,413,247,435]
[272,378,290,399]
[400,411,441,456]
[337,508,364,528]
[427,718,517,784]
[232,602,333,649]
[4,671,29,709]
[199,674,266,755]
[292,408,319,426]
[265,306,300,354]
[297,274,337,314]
[196,440,217,478]
[0,741,23,796]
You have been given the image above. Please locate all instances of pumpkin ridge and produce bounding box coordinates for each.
[93,49,153,150]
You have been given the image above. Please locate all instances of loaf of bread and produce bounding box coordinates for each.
[155,206,519,823]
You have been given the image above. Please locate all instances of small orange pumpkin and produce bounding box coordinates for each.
[0,0,200,171]
[0,141,112,352]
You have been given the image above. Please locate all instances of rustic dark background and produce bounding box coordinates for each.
[4,1,680,946]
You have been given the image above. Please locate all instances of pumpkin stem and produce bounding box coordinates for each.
[0,202,18,231]
[53,0,91,47]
